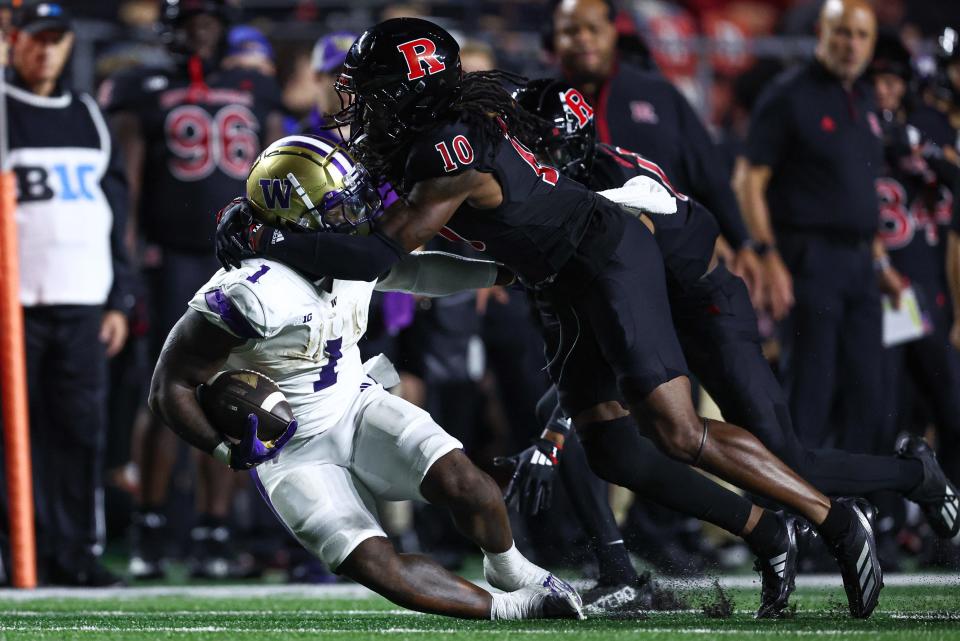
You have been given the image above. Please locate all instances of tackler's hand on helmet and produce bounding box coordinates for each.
[245,134,383,235]
[215,197,259,270]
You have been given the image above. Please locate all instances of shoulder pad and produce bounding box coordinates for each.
[404,119,487,184]
[187,262,298,339]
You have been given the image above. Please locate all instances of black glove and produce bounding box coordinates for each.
[493,438,562,516]
[215,197,261,270]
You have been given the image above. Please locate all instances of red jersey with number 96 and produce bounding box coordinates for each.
[403,116,611,286]
[100,60,283,252]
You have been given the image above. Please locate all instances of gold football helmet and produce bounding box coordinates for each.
[246,135,382,234]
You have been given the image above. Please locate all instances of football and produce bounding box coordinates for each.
[197,369,295,444]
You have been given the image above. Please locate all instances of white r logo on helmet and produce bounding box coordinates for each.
[396,38,446,81]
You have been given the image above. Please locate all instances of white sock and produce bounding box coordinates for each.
[483,543,550,591]
[490,587,541,620]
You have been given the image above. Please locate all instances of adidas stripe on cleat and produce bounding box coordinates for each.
[753,514,801,619]
[896,433,960,538]
[828,498,883,619]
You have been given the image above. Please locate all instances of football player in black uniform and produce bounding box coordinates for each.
[503,79,960,604]
[101,0,285,579]
[871,37,960,502]
[217,18,882,618]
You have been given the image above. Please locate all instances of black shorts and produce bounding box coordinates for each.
[538,216,689,417]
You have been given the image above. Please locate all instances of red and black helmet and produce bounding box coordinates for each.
[514,78,597,184]
[334,18,463,142]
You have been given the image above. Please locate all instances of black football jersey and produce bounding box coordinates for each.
[878,122,957,284]
[590,143,719,286]
[404,117,623,288]
[100,59,283,252]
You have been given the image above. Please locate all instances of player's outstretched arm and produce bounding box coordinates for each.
[219,171,486,281]
[375,251,514,297]
[148,310,245,455]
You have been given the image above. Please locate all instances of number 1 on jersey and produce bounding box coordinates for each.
[314,337,343,391]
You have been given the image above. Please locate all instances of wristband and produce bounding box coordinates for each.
[751,241,774,258]
[213,442,231,466]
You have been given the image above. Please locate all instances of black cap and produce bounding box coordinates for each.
[15,2,71,34]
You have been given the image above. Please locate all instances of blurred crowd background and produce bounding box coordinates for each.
[2,0,960,588]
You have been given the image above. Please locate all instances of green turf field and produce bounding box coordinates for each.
[2,578,960,641]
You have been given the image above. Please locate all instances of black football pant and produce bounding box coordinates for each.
[776,233,884,452]
[673,263,920,497]
[19,305,108,578]
[882,279,960,480]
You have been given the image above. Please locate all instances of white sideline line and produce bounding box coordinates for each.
[0,573,956,601]
[6,609,959,618]
[657,573,960,590]
[0,626,901,635]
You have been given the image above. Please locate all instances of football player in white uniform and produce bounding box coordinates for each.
[149,136,583,620]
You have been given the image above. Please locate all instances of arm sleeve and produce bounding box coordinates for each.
[535,386,571,437]
[675,90,751,248]
[102,122,136,313]
[375,251,498,296]
[260,229,405,281]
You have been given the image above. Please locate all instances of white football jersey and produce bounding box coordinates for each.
[188,258,375,438]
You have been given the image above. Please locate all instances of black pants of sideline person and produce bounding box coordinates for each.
[22,305,108,581]
[882,279,960,479]
[777,233,884,452]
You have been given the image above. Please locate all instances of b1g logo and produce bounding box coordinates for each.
[259,178,293,209]
[396,38,445,81]
[13,163,97,203]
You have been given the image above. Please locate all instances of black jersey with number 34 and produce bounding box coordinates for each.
[404,116,625,288]
[101,60,282,251]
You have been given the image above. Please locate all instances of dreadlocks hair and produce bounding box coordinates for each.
[350,70,554,200]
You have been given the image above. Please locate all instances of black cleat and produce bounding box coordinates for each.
[826,498,883,619]
[128,511,168,580]
[49,560,127,588]
[582,572,685,616]
[753,513,802,619]
[189,524,235,579]
[896,433,960,539]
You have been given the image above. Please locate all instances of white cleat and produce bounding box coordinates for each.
[542,573,584,614]
[491,583,585,620]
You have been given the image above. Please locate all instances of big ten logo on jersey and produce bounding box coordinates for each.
[562,88,594,129]
[161,87,260,182]
[12,149,102,204]
[878,177,954,249]
[396,38,445,80]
